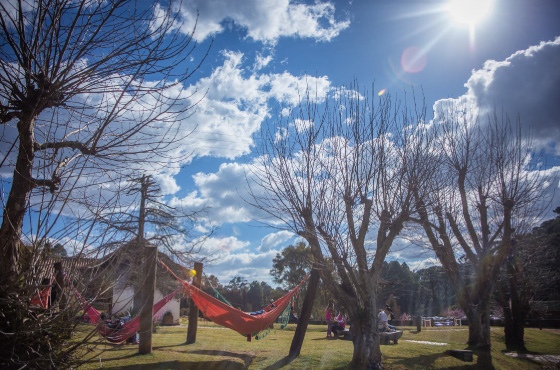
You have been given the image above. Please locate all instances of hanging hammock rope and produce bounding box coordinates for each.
[159,259,308,341]
[203,272,234,307]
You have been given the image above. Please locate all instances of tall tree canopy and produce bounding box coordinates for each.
[251,82,434,369]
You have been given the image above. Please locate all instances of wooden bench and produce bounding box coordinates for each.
[380,330,402,345]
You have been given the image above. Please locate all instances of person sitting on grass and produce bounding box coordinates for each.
[331,311,346,338]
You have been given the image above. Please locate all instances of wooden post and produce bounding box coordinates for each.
[138,244,157,354]
[138,175,157,355]
[289,268,320,358]
[415,315,421,332]
[186,262,202,344]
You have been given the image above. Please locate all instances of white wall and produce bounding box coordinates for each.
[111,286,134,315]
[112,287,179,324]
[154,289,180,324]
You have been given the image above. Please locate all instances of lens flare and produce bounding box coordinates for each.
[401,46,427,74]
[378,89,386,96]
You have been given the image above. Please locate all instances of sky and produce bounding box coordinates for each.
[2,0,560,287]
[154,0,560,285]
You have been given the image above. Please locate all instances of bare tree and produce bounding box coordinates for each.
[0,0,208,279]
[495,206,560,351]
[250,82,432,369]
[0,1,208,367]
[412,108,548,351]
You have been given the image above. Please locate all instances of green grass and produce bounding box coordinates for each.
[76,322,560,369]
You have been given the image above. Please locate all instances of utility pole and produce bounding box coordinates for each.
[138,175,157,354]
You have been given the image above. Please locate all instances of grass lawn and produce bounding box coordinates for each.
[77,320,560,369]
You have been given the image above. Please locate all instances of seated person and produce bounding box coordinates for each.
[250,299,278,315]
[331,311,346,337]
[119,312,139,344]
[289,305,299,324]
[378,306,397,332]
[264,299,277,311]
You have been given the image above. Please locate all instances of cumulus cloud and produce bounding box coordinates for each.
[176,51,331,160]
[435,37,560,154]
[166,0,350,44]
[169,161,272,226]
[258,230,295,251]
[254,53,273,71]
[198,234,279,284]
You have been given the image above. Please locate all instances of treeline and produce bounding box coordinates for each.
[200,218,559,322]
[200,275,289,313]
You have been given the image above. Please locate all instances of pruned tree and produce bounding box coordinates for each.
[0,0,208,280]
[495,206,560,350]
[412,108,548,350]
[96,175,209,262]
[250,82,433,368]
[0,0,208,367]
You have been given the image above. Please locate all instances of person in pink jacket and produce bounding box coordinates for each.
[325,302,335,338]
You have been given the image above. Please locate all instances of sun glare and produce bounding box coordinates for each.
[447,0,493,26]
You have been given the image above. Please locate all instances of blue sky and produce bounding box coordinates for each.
[2,0,559,286]
[154,0,560,285]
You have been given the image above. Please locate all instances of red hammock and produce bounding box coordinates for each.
[30,277,54,309]
[159,260,308,341]
[74,284,180,343]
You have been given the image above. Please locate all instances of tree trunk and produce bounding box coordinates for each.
[289,268,320,358]
[0,117,36,280]
[464,299,491,349]
[350,313,382,369]
[503,309,527,351]
[138,245,157,354]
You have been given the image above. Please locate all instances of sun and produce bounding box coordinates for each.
[447,0,494,26]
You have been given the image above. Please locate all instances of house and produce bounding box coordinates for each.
[37,239,191,325]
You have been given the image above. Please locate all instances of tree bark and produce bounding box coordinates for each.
[463,296,492,349]
[350,308,382,369]
[138,245,157,354]
[503,308,527,351]
[0,117,35,279]
[289,267,320,358]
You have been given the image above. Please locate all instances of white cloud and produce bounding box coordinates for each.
[205,249,279,285]
[435,37,560,154]
[254,53,273,71]
[170,161,271,226]
[168,0,350,44]
[258,230,295,251]
[292,118,314,133]
[200,235,250,255]
[405,257,441,272]
[195,234,280,284]
[176,51,331,160]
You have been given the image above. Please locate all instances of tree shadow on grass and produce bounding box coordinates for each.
[389,350,494,370]
[100,360,247,370]
[152,342,191,350]
[190,350,255,368]
[387,352,449,369]
[262,355,296,370]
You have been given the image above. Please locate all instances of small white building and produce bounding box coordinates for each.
[94,239,187,325]
[111,283,180,325]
